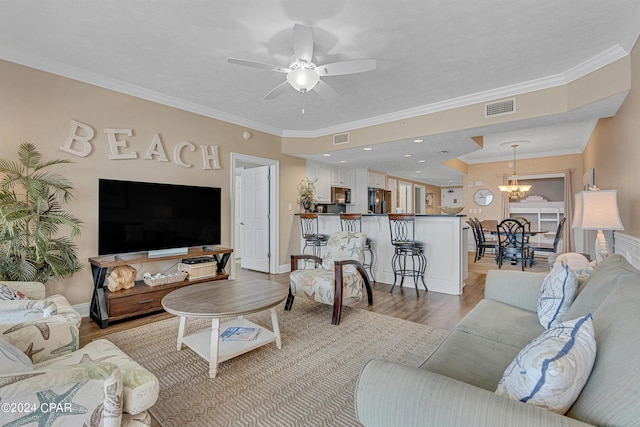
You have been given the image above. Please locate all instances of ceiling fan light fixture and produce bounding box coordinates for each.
[286,68,319,92]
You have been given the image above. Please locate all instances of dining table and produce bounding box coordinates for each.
[489,228,549,266]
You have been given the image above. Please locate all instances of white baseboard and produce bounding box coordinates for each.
[278,263,291,274]
[614,232,640,270]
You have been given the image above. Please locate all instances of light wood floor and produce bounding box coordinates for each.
[78,253,491,427]
[79,253,487,346]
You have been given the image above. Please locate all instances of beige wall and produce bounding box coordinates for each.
[582,39,640,238]
[463,154,583,221]
[0,60,305,304]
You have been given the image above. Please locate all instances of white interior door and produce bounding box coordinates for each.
[240,166,270,272]
[234,172,243,259]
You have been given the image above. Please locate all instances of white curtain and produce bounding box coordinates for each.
[563,169,574,252]
[501,175,510,221]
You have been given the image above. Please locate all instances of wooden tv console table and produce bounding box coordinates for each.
[89,247,233,328]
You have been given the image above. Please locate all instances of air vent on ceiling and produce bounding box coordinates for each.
[484,98,516,118]
[333,132,350,145]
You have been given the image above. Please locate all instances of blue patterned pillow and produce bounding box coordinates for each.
[537,262,578,329]
[0,337,33,375]
[496,314,596,414]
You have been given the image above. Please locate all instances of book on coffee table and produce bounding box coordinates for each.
[220,326,260,341]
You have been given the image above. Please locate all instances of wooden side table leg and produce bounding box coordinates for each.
[270,307,282,350]
[176,316,187,351]
[209,317,221,378]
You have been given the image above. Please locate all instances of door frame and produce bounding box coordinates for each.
[230,153,279,277]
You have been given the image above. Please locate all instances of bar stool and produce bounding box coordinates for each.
[299,213,329,257]
[339,213,375,281]
[387,213,427,294]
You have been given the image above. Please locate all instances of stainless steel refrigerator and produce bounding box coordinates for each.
[368,188,392,214]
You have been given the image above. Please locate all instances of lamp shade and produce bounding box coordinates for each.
[572,190,624,230]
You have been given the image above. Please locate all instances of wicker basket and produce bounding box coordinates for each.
[143,271,188,287]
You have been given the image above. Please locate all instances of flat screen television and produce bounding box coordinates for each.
[98,179,221,257]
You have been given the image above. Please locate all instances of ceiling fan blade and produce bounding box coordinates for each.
[293,24,314,63]
[317,59,377,76]
[264,81,291,100]
[313,79,340,98]
[227,57,289,73]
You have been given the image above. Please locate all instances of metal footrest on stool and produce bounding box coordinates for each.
[390,246,427,293]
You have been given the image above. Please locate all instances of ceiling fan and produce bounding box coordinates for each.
[228,24,376,100]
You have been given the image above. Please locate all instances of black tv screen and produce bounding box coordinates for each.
[98,179,221,256]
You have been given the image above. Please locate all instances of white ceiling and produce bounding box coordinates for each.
[1,1,638,185]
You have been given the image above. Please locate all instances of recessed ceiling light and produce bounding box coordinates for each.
[339,160,347,163]
[416,171,422,174]
[413,139,424,143]
[363,147,373,151]
[323,153,331,157]
[403,154,412,158]
[418,159,426,163]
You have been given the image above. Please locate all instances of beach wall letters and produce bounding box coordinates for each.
[59,119,221,170]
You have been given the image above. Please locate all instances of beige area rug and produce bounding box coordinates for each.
[470,251,551,275]
[103,299,449,427]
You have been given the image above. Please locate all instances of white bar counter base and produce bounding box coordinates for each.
[297,214,469,295]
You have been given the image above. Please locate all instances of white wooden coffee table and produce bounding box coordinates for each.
[161,279,288,378]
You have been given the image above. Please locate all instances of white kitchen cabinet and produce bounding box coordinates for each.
[306,163,331,202]
[368,171,386,189]
[330,168,353,188]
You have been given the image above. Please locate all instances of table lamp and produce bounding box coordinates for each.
[572,189,624,264]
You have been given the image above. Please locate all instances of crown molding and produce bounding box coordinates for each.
[0,47,284,137]
[283,46,629,139]
[0,43,629,140]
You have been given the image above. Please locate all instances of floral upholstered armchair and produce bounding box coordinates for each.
[286,231,373,325]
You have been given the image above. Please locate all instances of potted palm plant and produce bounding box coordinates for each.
[0,142,83,282]
[297,177,317,212]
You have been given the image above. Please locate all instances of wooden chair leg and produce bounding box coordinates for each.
[332,264,344,325]
[284,290,294,311]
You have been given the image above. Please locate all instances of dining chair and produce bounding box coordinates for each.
[496,218,531,271]
[530,217,567,258]
[470,217,497,262]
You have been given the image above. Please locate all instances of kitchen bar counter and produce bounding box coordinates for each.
[295,213,468,295]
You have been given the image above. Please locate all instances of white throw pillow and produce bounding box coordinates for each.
[496,314,596,414]
[0,337,33,375]
[538,262,578,329]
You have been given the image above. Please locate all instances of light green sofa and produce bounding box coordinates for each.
[355,254,640,426]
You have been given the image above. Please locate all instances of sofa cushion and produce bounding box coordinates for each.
[496,314,596,414]
[537,262,577,329]
[566,278,640,426]
[0,336,33,374]
[454,299,544,350]
[0,284,26,301]
[566,254,640,320]
[35,338,159,415]
[420,329,523,391]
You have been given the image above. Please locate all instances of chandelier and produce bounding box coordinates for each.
[498,144,531,200]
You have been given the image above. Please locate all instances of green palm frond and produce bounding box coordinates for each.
[0,143,82,282]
